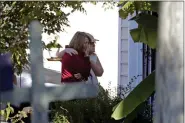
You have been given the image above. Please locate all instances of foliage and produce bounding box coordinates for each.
[0,1,88,74]
[118,1,159,49]
[0,102,28,123]
[111,72,155,120]
[118,1,159,19]
[130,13,158,49]
[102,1,117,10]
[50,79,152,123]
[112,1,159,121]
[117,74,142,98]
[49,84,123,123]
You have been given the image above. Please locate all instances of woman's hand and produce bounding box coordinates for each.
[65,48,78,56]
[56,48,78,58]
[74,73,82,80]
[84,44,91,57]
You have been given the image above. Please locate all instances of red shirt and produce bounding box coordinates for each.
[61,52,91,83]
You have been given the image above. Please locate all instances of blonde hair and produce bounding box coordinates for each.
[69,31,90,52]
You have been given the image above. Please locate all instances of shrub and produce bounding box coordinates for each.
[49,84,123,123]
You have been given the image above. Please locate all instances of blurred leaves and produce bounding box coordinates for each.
[0,102,30,123]
[0,1,88,74]
[118,1,158,48]
[118,1,159,19]
[0,102,14,121]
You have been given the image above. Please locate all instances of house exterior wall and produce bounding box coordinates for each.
[118,14,143,88]
[118,17,129,87]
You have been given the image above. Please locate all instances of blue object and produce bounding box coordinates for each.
[0,53,13,91]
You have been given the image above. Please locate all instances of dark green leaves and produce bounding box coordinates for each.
[130,26,157,49]
[118,1,159,19]
[130,14,158,29]
[130,14,158,49]
[118,1,135,19]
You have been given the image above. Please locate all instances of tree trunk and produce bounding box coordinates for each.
[154,2,184,123]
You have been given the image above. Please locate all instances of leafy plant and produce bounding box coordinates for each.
[0,1,86,74]
[0,102,28,123]
[118,1,159,48]
[129,13,158,49]
[118,1,158,19]
[112,1,158,121]
[112,72,155,120]
[49,84,123,123]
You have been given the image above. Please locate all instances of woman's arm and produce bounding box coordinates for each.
[90,54,104,77]
[56,48,78,58]
[56,48,64,58]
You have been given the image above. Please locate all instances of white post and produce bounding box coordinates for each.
[154,2,184,123]
[29,20,48,123]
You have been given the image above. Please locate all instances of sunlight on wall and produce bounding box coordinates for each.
[43,3,119,89]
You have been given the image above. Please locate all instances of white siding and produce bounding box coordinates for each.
[128,16,143,88]
[118,18,129,87]
[118,14,143,88]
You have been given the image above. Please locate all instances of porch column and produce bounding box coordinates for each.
[155,2,184,123]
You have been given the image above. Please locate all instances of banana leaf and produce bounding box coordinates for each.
[123,102,146,123]
[129,13,158,49]
[130,14,158,29]
[130,26,157,49]
[111,71,155,120]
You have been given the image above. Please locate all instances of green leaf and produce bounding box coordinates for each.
[7,102,11,107]
[119,9,128,19]
[111,71,155,120]
[9,107,14,114]
[0,110,5,116]
[119,1,134,19]
[90,1,97,5]
[119,1,159,19]
[150,1,159,12]
[129,28,140,41]
[121,1,133,9]
[5,108,11,121]
[11,1,17,7]
[123,102,145,123]
[112,103,119,112]
[7,102,14,114]
[130,26,157,49]
[132,14,158,29]
[19,111,27,118]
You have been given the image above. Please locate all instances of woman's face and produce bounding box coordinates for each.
[83,37,90,52]
[89,42,95,54]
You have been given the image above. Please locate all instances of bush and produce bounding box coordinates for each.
[49,84,123,123]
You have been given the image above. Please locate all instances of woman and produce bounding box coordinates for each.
[56,32,104,78]
[61,31,92,83]
[85,32,104,77]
